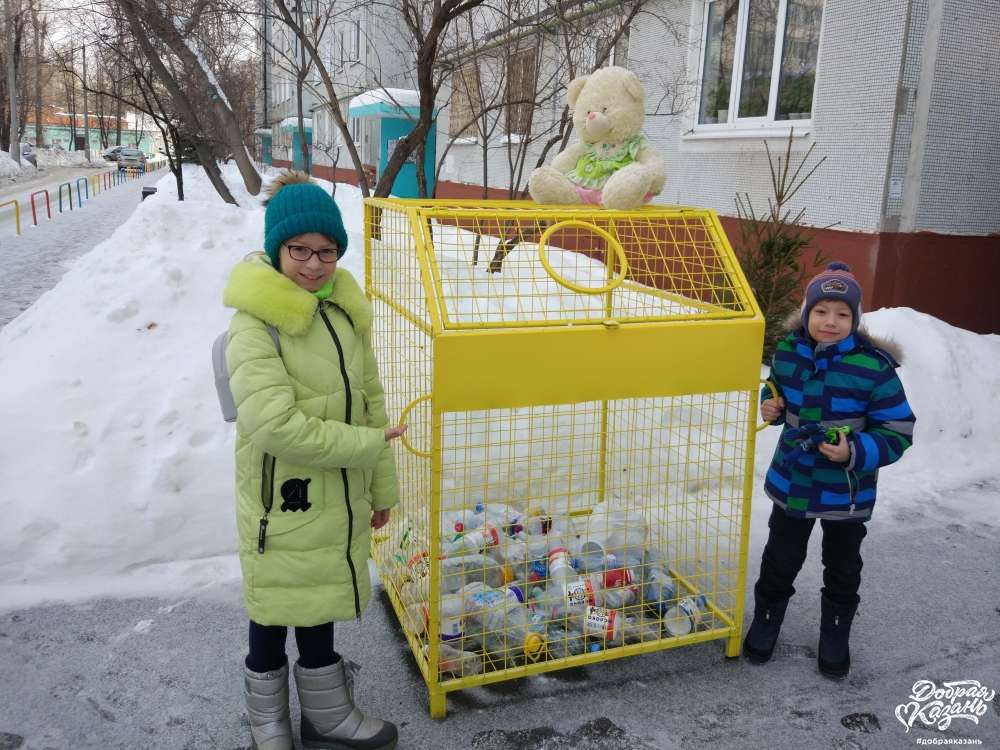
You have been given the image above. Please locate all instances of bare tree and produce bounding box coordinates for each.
[116,0,261,196]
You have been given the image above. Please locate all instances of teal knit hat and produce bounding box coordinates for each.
[263,171,348,269]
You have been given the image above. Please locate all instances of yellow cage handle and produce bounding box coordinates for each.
[398,394,432,458]
[757,379,779,432]
[537,220,629,295]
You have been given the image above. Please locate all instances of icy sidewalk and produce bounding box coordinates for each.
[1,488,997,750]
[0,169,163,328]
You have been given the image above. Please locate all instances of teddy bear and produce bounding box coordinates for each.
[528,66,665,210]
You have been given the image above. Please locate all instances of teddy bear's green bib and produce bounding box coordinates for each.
[568,134,647,189]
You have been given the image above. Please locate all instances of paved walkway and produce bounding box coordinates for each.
[0,169,165,328]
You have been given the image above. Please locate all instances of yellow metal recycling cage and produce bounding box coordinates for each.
[365,198,764,718]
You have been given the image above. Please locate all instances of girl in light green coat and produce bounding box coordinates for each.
[223,171,404,750]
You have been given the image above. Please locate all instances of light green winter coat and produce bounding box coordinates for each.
[223,255,399,626]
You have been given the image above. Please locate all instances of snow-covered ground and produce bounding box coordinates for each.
[0,164,997,749]
[0,152,32,178]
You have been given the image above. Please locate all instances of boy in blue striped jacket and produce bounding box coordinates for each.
[743,262,915,678]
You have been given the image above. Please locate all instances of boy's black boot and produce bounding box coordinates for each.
[742,591,789,664]
[294,659,397,750]
[818,595,857,678]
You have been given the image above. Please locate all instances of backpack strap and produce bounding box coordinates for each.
[265,324,281,356]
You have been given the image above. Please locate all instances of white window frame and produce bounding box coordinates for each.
[688,0,822,140]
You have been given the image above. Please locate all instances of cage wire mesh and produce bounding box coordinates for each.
[366,199,762,716]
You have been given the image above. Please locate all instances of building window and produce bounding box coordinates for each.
[505,47,538,136]
[697,0,823,126]
[449,64,482,139]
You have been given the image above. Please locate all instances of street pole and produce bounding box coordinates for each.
[82,42,90,161]
[5,0,19,163]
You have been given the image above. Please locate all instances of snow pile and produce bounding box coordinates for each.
[0,165,997,608]
[0,151,32,178]
[34,148,104,168]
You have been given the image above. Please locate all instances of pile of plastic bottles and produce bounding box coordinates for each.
[392,503,714,678]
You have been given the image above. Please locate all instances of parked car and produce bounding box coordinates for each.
[103,146,124,162]
[118,148,147,169]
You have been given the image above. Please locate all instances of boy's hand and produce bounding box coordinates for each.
[818,431,850,463]
[761,397,785,423]
[384,424,408,442]
[371,509,391,529]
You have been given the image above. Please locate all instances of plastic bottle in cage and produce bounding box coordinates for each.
[566,605,624,644]
[545,513,579,553]
[437,591,465,643]
[641,566,678,617]
[542,626,593,659]
[440,553,514,593]
[440,507,484,539]
[402,600,428,636]
[575,538,610,573]
[523,534,549,583]
[580,568,638,609]
[488,537,528,570]
[423,642,482,677]
[663,594,710,637]
[398,550,431,604]
[476,501,524,537]
[547,547,576,586]
[460,582,545,662]
[621,614,664,645]
[604,511,649,569]
[444,523,501,555]
[533,575,597,624]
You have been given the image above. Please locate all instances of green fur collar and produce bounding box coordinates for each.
[223,255,372,336]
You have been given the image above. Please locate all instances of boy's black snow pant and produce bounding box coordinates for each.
[246,620,339,673]
[754,503,868,609]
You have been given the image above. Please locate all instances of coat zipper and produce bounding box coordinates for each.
[258,454,276,553]
[319,307,362,618]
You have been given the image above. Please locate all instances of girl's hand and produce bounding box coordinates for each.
[384,424,408,442]
[761,397,785,422]
[371,509,391,530]
[818,431,850,463]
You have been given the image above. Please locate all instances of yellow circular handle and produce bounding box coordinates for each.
[537,220,629,295]
[757,379,779,433]
[398,394,432,458]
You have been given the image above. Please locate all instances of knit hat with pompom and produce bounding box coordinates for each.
[263,171,348,269]
[801,261,863,332]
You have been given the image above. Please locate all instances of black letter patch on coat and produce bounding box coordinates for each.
[280,478,312,512]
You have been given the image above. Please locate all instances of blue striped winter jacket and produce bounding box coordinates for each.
[763,328,915,522]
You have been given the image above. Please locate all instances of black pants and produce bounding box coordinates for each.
[754,503,868,609]
[246,620,339,673]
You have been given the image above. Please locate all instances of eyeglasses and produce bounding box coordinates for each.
[284,244,339,263]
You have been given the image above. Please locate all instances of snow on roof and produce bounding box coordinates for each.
[349,88,420,110]
[278,117,313,129]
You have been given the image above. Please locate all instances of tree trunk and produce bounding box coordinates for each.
[31,0,41,146]
[126,0,260,195]
[119,0,236,204]
[194,141,234,203]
